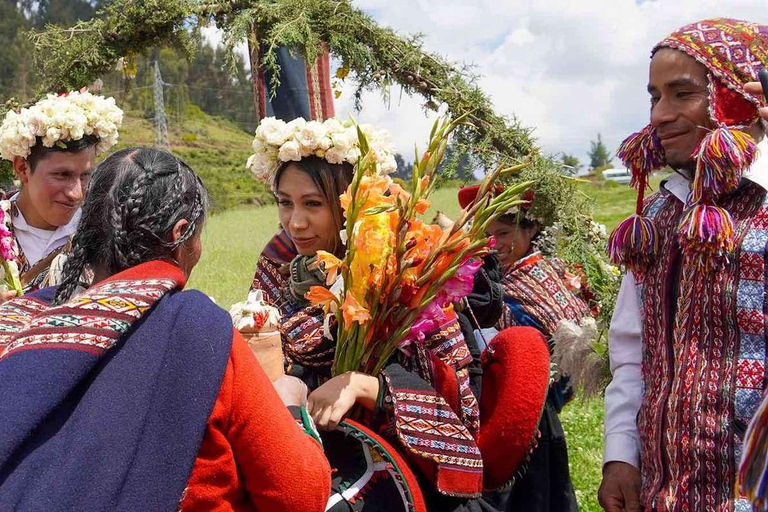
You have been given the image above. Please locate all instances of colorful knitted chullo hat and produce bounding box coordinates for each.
[608,18,768,271]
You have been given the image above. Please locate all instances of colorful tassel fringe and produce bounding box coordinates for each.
[738,392,768,511]
[677,203,735,269]
[616,124,666,189]
[691,125,757,204]
[607,214,660,271]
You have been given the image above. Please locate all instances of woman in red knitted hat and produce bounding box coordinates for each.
[458,183,594,512]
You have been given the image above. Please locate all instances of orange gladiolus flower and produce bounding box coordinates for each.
[342,293,371,325]
[305,286,339,314]
[317,250,343,285]
[340,190,352,215]
[388,182,411,203]
[414,198,431,214]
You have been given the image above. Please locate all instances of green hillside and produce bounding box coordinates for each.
[114,105,271,212]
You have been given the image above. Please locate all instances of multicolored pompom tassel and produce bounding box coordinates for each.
[608,125,666,271]
[738,393,768,510]
[677,203,735,269]
[691,125,757,204]
[607,213,660,270]
[616,124,666,188]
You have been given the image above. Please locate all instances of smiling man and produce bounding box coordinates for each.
[0,91,123,297]
[599,19,768,512]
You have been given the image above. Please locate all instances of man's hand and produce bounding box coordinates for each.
[745,82,768,122]
[598,461,641,512]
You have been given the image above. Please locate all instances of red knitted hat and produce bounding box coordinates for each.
[478,326,550,491]
[458,185,534,210]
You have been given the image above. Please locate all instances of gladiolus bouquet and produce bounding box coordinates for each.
[306,116,532,376]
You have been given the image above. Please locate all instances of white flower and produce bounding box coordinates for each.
[323,118,345,136]
[325,146,346,164]
[345,147,361,164]
[245,116,395,184]
[229,289,281,332]
[295,120,327,150]
[278,140,302,162]
[247,150,278,181]
[257,117,291,146]
[331,128,357,153]
[379,153,397,175]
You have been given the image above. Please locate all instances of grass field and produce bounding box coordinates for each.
[187,180,643,512]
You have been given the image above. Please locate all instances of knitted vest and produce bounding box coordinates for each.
[636,182,768,511]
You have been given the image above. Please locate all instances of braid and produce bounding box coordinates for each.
[53,231,90,305]
[114,159,156,270]
[109,198,131,270]
[58,147,210,295]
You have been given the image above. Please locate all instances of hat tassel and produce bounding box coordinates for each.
[607,126,664,271]
[677,203,735,270]
[691,124,757,203]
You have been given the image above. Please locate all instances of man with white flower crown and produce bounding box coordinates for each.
[0,90,123,300]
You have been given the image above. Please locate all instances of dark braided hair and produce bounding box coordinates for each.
[53,147,209,305]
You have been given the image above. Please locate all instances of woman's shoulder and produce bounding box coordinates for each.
[163,289,232,332]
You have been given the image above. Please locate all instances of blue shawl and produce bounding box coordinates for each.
[0,260,232,511]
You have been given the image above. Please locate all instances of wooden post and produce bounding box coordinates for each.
[247,25,262,126]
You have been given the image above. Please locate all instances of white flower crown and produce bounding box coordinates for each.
[246,116,397,183]
[0,89,124,162]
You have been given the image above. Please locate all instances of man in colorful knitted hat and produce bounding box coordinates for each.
[0,90,122,297]
[600,19,768,512]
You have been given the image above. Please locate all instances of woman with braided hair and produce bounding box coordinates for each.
[0,147,331,511]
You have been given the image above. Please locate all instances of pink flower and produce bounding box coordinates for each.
[0,235,15,261]
[441,258,482,303]
[399,300,448,348]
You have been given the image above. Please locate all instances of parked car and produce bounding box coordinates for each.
[602,167,632,184]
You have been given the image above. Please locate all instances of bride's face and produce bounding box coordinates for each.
[275,164,337,256]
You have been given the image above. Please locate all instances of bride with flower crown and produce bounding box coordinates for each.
[242,116,551,512]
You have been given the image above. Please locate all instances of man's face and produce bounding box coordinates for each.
[648,48,713,171]
[16,148,95,229]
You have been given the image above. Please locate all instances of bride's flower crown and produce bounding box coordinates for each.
[0,89,123,161]
[246,117,397,183]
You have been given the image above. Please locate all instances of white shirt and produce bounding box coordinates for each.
[9,194,81,267]
[603,137,768,468]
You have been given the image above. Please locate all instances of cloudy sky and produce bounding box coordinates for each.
[206,1,768,170]
[331,0,768,170]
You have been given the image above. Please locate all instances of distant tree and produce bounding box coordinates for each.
[29,0,95,27]
[588,133,612,170]
[0,1,31,100]
[392,153,412,180]
[560,154,582,175]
